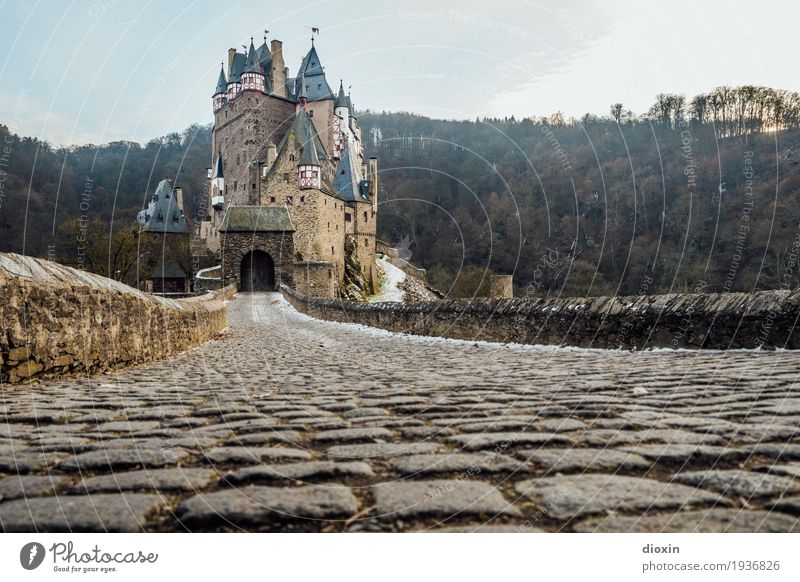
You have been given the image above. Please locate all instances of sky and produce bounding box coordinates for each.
[1,0,798,146]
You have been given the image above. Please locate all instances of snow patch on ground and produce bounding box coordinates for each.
[368,256,406,303]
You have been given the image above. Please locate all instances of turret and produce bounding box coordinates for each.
[335,80,349,125]
[210,152,224,210]
[298,114,321,190]
[368,156,378,211]
[212,65,228,112]
[241,39,266,93]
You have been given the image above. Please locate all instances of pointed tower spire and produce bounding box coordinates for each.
[241,38,265,92]
[212,63,228,111]
[335,80,347,109]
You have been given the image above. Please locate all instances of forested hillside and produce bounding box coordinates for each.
[0,124,212,283]
[362,88,800,297]
[2,85,800,296]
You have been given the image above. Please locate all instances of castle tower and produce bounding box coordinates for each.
[211,152,224,210]
[298,116,321,190]
[241,39,267,93]
[212,65,227,112]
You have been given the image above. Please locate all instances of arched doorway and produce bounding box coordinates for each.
[240,250,275,291]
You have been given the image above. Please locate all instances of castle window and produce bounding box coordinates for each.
[365,238,368,246]
[237,154,240,164]
[345,213,351,222]
[308,110,313,117]
[286,196,293,205]
[270,196,276,203]
[234,180,238,191]
[290,154,295,161]
[300,196,305,202]
[252,183,256,190]
[283,173,289,182]
[363,211,367,220]
[331,246,334,255]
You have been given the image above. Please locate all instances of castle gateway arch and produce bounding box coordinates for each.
[240,249,275,291]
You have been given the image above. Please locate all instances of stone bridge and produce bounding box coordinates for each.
[1,292,799,532]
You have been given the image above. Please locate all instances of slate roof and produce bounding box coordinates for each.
[276,109,328,162]
[333,142,368,203]
[138,179,190,234]
[299,116,321,166]
[149,258,187,279]
[218,206,295,232]
[334,80,347,109]
[294,43,334,101]
[228,51,246,84]
[213,66,227,96]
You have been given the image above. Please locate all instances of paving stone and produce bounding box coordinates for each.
[374,480,519,520]
[0,475,73,500]
[0,493,166,532]
[344,408,390,418]
[178,485,357,527]
[771,497,800,516]
[224,461,374,484]
[672,470,800,499]
[573,509,800,532]
[390,453,525,476]
[745,443,800,461]
[619,444,748,464]
[516,475,724,520]
[520,448,651,473]
[428,524,546,532]
[448,432,574,451]
[72,468,218,493]
[534,418,587,432]
[202,447,312,464]
[325,442,440,459]
[312,427,392,443]
[756,463,800,479]
[223,431,302,446]
[56,448,189,472]
[93,421,161,433]
[0,450,65,473]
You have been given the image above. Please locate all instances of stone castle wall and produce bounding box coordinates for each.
[0,253,230,384]
[213,94,296,206]
[281,284,800,350]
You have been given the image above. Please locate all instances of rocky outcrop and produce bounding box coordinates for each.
[0,253,230,384]
[282,284,800,350]
[339,235,369,301]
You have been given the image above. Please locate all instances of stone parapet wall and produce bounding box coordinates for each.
[281,284,800,350]
[0,253,230,384]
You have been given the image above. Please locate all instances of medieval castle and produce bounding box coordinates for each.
[198,33,379,299]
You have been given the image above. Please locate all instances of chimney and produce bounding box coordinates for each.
[368,157,378,210]
[173,187,185,214]
[271,40,286,97]
[227,48,236,78]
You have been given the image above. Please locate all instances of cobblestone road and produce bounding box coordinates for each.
[2,293,800,532]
